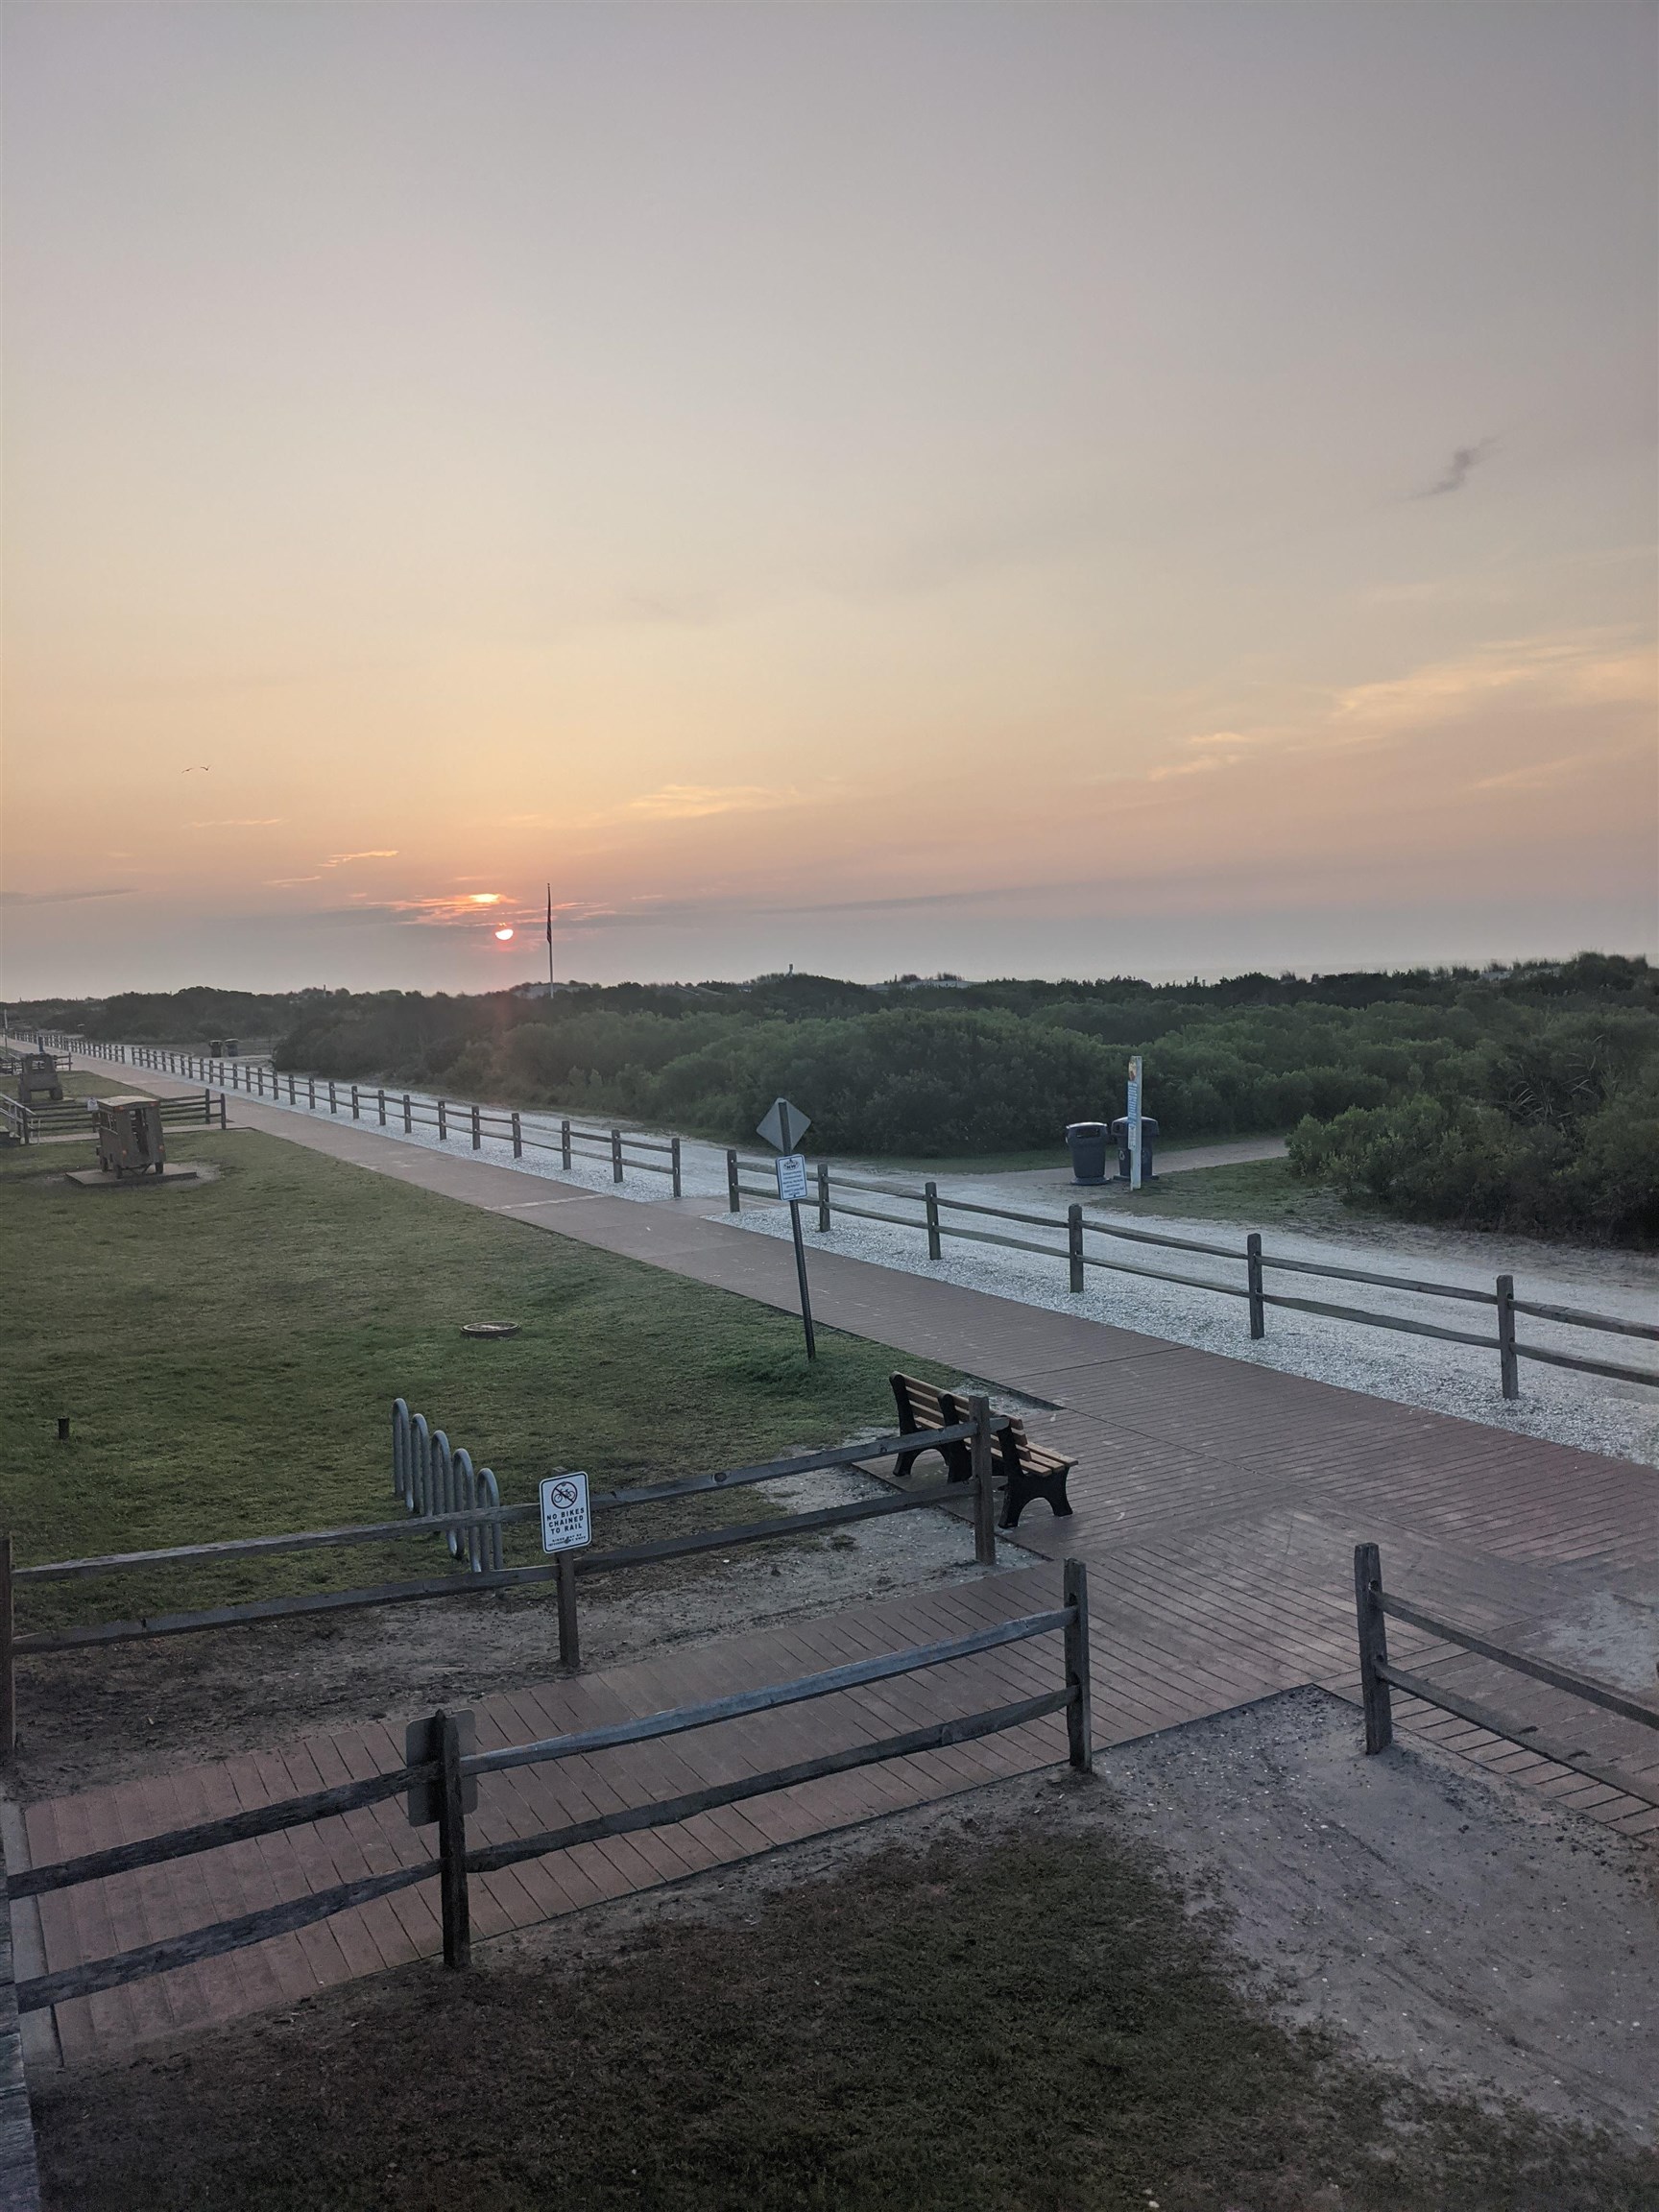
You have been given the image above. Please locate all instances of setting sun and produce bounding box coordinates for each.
[493,926,515,942]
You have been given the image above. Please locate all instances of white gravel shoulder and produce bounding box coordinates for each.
[207,1075,1659,1467]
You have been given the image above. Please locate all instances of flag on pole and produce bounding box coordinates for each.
[545,884,553,948]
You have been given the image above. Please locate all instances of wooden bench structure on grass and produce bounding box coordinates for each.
[888,1373,1074,1530]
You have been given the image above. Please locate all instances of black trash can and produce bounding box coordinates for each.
[1111,1115,1159,1181]
[1064,1120,1110,1183]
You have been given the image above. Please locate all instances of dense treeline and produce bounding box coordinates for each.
[13,954,1655,1242]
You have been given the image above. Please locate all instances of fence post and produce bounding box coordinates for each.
[438,1101,447,1142]
[1496,1274,1518,1400]
[377,1088,386,1127]
[0,1534,13,1757]
[219,1094,228,1130]
[436,1711,471,1969]
[403,1094,413,1134]
[1068,1204,1084,1293]
[1063,1558,1092,1773]
[511,1111,522,1160]
[203,1088,211,1126]
[727,1149,740,1213]
[970,1395,997,1567]
[1353,1542,1392,1754]
[560,1118,571,1170]
[351,1084,360,1120]
[556,1552,581,1671]
[328,1081,337,1116]
[287,1073,296,1105]
[471,1104,481,1151]
[611,1129,623,1184]
[817,1161,830,1233]
[1246,1232,1265,1339]
[671,1137,682,1198]
[308,1076,316,1110]
[925,1181,942,1262]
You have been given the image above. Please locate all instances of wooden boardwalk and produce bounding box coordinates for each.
[9,1077,1654,2072]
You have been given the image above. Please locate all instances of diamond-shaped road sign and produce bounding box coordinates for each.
[757,1096,811,1153]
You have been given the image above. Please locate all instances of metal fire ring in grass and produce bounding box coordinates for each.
[460,1322,520,1339]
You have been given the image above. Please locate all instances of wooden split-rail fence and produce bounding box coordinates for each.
[3,1572,1092,2011]
[1353,1542,1659,1808]
[721,1151,1657,1401]
[0,1398,1010,1746]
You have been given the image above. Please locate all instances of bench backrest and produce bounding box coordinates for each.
[891,1373,951,1432]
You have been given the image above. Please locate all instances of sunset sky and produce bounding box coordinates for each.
[3,2,1655,997]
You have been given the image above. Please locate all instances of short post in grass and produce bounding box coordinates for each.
[1353,1542,1393,1754]
[1063,1558,1092,1773]
[611,1128,623,1184]
[471,1104,481,1151]
[219,1094,228,1129]
[0,1533,13,1755]
[436,1711,472,1970]
[1068,1204,1084,1293]
[671,1137,683,1197]
[727,1149,740,1212]
[203,1088,211,1126]
[1496,1274,1519,1400]
[970,1395,997,1567]
[817,1161,830,1233]
[562,1118,572,1170]
[1246,1233,1265,1339]
[925,1181,942,1261]
[511,1111,522,1159]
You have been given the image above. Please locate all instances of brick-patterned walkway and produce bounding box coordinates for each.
[9,1073,1653,2070]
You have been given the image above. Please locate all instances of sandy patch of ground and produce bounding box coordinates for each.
[482,1683,1659,2142]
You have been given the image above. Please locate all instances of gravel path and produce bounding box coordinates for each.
[179,1078,1659,1466]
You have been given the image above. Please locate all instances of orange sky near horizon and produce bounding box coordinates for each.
[3,4,1655,995]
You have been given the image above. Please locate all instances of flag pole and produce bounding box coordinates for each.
[545,882,554,997]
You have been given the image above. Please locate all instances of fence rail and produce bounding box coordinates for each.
[9,1572,1090,2005]
[57,1033,1653,1399]
[1352,1541,1659,1808]
[0,1404,1007,1740]
[0,1088,223,1145]
[719,1150,1655,1398]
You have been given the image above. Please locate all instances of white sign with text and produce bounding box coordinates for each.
[539,1471,592,1553]
[774,1152,809,1202]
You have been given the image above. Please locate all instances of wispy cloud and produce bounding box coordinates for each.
[627,784,806,822]
[322,849,398,867]
[0,885,136,905]
[1414,438,1496,499]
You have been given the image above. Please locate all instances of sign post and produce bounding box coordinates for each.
[539,1472,591,1669]
[1126,1055,1143,1192]
[757,1096,816,1360]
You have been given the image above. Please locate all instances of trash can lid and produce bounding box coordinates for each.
[1111,1115,1160,1135]
[1065,1121,1108,1137]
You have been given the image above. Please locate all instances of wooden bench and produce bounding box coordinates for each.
[888,1373,1075,1531]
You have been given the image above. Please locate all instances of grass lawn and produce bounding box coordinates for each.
[35,1814,1653,2212]
[1082,1156,1353,1232]
[0,1126,938,1631]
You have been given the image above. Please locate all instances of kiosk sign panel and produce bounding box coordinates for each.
[775,1152,808,1202]
[539,1472,592,1553]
